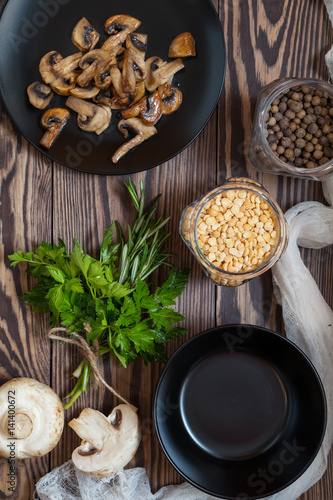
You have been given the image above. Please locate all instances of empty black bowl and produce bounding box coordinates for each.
[153,325,327,499]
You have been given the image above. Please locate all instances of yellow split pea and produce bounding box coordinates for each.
[196,189,279,273]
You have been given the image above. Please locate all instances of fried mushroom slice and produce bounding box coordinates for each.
[126,33,148,56]
[158,84,183,114]
[39,51,63,84]
[27,81,54,109]
[102,15,141,53]
[145,57,184,92]
[39,51,82,85]
[76,49,112,87]
[70,84,100,99]
[112,117,157,163]
[168,32,196,58]
[72,17,100,52]
[50,71,78,96]
[39,108,70,149]
[122,48,147,94]
[121,90,162,126]
[94,63,113,90]
[66,96,111,134]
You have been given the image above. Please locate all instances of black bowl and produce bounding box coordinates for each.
[153,325,327,499]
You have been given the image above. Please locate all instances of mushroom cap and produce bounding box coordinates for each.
[71,17,100,52]
[27,81,54,109]
[69,404,141,478]
[0,378,64,459]
[39,107,70,148]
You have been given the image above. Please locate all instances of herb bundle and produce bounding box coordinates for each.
[9,180,190,408]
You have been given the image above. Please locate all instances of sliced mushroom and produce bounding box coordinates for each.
[72,17,100,52]
[120,95,148,120]
[109,65,126,99]
[126,32,148,56]
[145,57,184,92]
[40,107,70,149]
[39,51,63,84]
[94,63,113,90]
[50,71,78,96]
[93,89,115,107]
[69,404,141,478]
[66,96,111,134]
[27,81,54,109]
[112,117,157,163]
[121,90,162,126]
[158,84,183,114]
[122,47,147,94]
[102,15,141,53]
[39,51,82,85]
[0,378,64,459]
[70,84,100,99]
[76,49,112,87]
[131,81,146,105]
[52,52,82,78]
[168,32,196,58]
[141,90,163,125]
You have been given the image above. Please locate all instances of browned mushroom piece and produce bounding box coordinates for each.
[168,32,196,58]
[122,47,147,94]
[76,49,112,87]
[52,52,82,78]
[66,96,111,134]
[39,108,70,149]
[112,117,157,163]
[158,84,183,115]
[50,71,78,96]
[125,32,148,57]
[145,56,184,92]
[39,51,63,84]
[27,81,54,109]
[102,15,141,53]
[72,17,100,52]
[39,51,82,87]
[94,63,113,90]
[120,95,147,119]
[131,81,146,105]
[70,84,100,99]
[141,90,163,126]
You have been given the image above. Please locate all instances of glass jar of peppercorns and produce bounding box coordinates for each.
[249,77,333,180]
[179,177,288,286]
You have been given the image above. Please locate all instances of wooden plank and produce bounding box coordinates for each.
[0,106,53,496]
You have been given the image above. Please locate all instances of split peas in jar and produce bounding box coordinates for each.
[196,189,279,273]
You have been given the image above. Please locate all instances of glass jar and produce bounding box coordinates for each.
[179,177,288,287]
[249,77,333,180]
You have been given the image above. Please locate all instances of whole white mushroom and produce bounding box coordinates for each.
[0,378,64,459]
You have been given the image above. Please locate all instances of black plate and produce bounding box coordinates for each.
[0,0,225,175]
[154,325,327,499]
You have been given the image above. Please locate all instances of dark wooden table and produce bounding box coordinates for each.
[0,0,332,498]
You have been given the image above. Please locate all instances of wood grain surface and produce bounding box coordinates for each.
[0,0,332,498]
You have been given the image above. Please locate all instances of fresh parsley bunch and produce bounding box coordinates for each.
[9,180,190,408]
